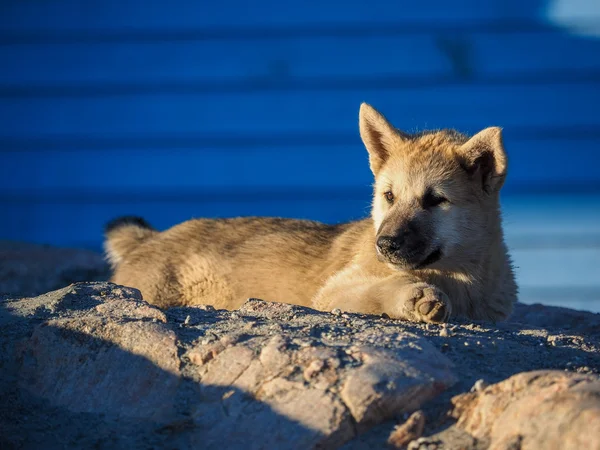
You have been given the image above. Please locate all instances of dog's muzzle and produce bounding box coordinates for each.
[376,234,441,269]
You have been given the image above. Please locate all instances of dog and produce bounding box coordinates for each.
[104,103,517,323]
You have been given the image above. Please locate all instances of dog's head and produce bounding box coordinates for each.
[359,103,508,271]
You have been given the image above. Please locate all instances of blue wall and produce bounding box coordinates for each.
[1,0,600,249]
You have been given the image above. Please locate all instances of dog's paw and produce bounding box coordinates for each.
[402,283,451,323]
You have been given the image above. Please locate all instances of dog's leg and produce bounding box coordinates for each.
[379,280,451,323]
[313,265,451,323]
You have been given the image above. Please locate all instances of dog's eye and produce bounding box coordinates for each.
[423,190,448,209]
[384,191,394,203]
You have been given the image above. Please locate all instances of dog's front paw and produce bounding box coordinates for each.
[402,283,451,323]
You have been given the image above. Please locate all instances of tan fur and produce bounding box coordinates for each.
[104,103,517,323]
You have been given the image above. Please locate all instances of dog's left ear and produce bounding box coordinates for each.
[359,103,407,174]
[457,127,507,194]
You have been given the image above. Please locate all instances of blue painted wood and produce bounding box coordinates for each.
[0,36,453,85]
[0,1,552,33]
[1,0,599,313]
[2,31,599,87]
[2,84,599,138]
[0,197,371,246]
[2,138,600,192]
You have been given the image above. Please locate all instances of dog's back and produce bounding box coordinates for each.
[105,216,372,309]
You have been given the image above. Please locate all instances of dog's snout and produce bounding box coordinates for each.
[376,235,403,254]
[377,224,419,256]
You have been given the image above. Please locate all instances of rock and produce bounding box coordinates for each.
[387,410,426,448]
[258,334,292,373]
[185,333,240,366]
[5,283,178,422]
[340,345,456,433]
[451,370,600,450]
[406,436,443,450]
[239,297,304,319]
[2,282,146,319]
[0,241,109,297]
[438,324,450,337]
[511,302,600,337]
[1,282,457,449]
[183,320,455,448]
[469,379,489,393]
[22,317,181,422]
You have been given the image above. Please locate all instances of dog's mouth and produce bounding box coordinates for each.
[379,247,443,270]
[415,248,442,269]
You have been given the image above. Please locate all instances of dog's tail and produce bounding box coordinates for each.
[103,216,157,268]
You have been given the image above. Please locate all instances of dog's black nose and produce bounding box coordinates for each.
[376,235,403,255]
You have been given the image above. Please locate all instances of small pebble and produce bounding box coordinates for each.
[331,308,342,316]
[470,379,489,392]
[184,315,191,325]
[201,334,217,345]
[303,359,325,381]
[439,325,450,337]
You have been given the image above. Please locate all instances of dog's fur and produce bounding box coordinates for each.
[104,103,517,323]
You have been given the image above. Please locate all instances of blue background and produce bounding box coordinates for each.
[1,0,599,311]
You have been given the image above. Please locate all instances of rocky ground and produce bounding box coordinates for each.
[0,243,599,449]
[0,240,109,297]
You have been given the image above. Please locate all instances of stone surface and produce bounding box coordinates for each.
[387,410,425,448]
[0,241,109,297]
[511,301,600,336]
[340,346,451,433]
[1,282,457,449]
[451,370,600,450]
[22,317,180,422]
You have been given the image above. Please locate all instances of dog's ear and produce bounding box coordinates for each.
[457,127,508,194]
[359,103,406,174]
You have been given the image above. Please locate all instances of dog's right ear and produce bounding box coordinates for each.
[359,103,406,174]
[457,127,507,194]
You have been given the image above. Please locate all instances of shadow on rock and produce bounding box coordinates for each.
[0,285,330,449]
[0,282,459,450]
